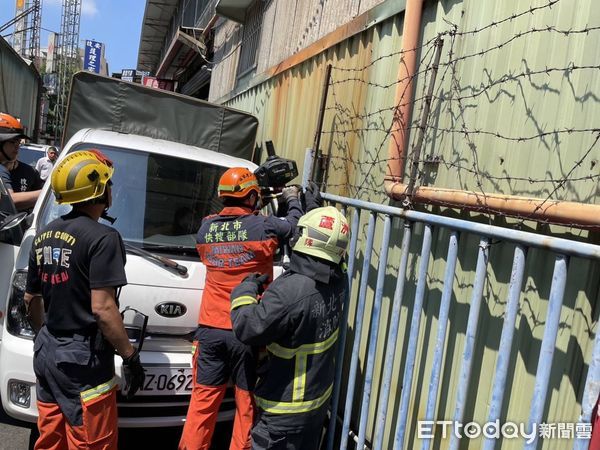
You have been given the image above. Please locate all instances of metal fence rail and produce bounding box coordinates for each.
[320,192,600,450]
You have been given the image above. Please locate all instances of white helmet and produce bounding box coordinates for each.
[292,206,349,264]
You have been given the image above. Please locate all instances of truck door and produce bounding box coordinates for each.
[0,178,26,343]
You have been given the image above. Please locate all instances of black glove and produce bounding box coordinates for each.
[281,185,300,203]
[303,181,323,212]
[122,350,145,400]
[243,273,270,295]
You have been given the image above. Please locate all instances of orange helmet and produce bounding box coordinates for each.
[0,113,31,142]
[218,167,260,199]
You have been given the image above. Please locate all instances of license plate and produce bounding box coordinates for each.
[130,366,193,396]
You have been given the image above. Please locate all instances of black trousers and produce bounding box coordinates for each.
[251,407,328,450]
[33,326,114,426]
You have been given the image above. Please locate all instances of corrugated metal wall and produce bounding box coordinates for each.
[214,0,599,448]
[0,37,41,139]
[415,0,600,205]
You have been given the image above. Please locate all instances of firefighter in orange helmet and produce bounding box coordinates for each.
[24,150,145,450]
[179,167,303,450]
[0,113,43,211]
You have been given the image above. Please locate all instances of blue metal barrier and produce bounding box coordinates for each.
[372,222,412,450]
[395,223,433,450]
[421,230,460,450]
[525,255,570,449]
[320,193,600,450]
[483,245,527,450]
[356,215,393,450]
[339,212,377,450]
[449,237,489,450]
[327,208,361,450]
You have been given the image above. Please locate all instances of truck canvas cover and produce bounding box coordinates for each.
[62,72,258,160]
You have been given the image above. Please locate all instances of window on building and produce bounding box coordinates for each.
[237,0,265,77]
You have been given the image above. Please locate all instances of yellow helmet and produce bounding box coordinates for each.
[51,149,114,204]
[292,206,350,264]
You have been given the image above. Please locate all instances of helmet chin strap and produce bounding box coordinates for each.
[98,189,117,224]
[101,208,117,225]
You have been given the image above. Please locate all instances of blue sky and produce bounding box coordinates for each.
[1,0,147,74]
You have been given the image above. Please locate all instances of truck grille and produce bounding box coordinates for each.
[117,388,235,419]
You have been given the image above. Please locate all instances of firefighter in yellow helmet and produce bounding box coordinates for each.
[230,206,350,450]
[23,149,145,450]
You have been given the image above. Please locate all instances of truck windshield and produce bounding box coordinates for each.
[38,144,227,250]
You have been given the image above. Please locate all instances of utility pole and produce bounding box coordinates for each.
[53,0,81,142]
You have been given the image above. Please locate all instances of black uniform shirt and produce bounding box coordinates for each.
[0,165,11,190]
[26,210,127,332]
[231,252,348,429]
[7,161,43,192]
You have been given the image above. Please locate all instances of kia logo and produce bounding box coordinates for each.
[155,302,187,318]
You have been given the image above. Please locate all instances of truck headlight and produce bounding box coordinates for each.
[6,270,35,339]
[8,380,31,408]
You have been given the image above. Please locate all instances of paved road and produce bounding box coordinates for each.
[0,400,34,450]
[0,397,233,450]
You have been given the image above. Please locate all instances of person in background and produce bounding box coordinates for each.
[0,113,43,211]
[35,146,59,181]
[230,206,350,450]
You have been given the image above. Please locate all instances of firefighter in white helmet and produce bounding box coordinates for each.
[230,206,350,450]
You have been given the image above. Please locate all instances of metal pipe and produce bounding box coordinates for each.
[356,215,393,449]
[340,212,377,449]
[322,193,600,260]
[327,208,361,450]
[449,237,490,450]
[405,37,444,201]
[385,183,600,230]
[394,223,433,449]
[311,64,333,183]
[373,222,413,450]
[386,0,426,184]
[302,148,314,188]
[482,245,527,450]
[421,231,460,450]
[573,319,600,450]
[525,254,570,450]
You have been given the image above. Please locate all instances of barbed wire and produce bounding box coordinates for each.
[324,63,600,127]
[326,154,600,185]
[329,0,564,74]
[318,0,600,229]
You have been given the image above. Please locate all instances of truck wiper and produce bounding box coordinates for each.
[124,243,188,277]
[140,244,197,254]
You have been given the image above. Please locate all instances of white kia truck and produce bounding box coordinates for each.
[0,72,263,427]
